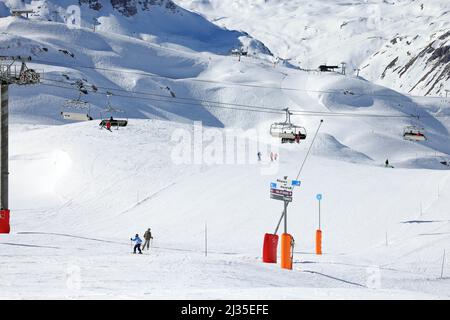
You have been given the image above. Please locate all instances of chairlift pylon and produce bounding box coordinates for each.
[270,108,307,144]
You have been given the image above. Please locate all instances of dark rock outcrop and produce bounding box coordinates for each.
[110,0,177,17]
[78,0,178,17]
[79,0,102,11]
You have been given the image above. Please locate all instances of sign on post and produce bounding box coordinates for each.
[292,180,301,187]
[270,178,300,202]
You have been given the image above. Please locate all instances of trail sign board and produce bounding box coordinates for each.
[270,192,292,202]
[292,180,301,187]
[270,178,299,202]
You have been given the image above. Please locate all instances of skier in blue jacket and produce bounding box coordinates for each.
[130,234,143,254]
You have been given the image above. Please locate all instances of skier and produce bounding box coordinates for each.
[257,151,262,161]
[270,152,274,162]
[130,234,143,254]
[106,120,112,132]
[274,153,278,161]
[142,228,153,251]
[385,159,389,168]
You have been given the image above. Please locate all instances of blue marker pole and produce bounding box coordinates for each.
[319,198,321,229]
[316,194,322,229]
[316,194,323,255]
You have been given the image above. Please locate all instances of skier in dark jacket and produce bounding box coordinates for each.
[130,234,143,254]
[142,228,153,251]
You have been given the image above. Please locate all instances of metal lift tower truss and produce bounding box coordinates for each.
[0,56,40,212]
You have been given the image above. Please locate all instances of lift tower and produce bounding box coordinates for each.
[0,56,40,226]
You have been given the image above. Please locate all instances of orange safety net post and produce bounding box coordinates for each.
[280,233,293,270]
[0,209,10,234]
[316,229,322,255]
[263,233,279,263]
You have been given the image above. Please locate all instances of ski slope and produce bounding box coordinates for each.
[0,1,449,299]
[1,119,449,299]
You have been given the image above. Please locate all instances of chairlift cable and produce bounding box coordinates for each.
[40,82,285,115]
[41,80,426,119]
[42,78,442,119]
[295,119,324,180]
[32,59,449,101]
[43,78,284,113]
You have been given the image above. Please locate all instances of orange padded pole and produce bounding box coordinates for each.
[316,229,322,255]
[281,233,293,270]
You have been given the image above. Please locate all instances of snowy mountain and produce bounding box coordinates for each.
[0,0,448,163]
[175,0,450,97]
[5,0,271,55]
[364,29,450,96]
[0,0,275,127]
[0,0,449,299]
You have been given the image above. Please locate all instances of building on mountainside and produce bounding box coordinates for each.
[231,47,248,56]
[318,65,339,72]
[10,10,33,19]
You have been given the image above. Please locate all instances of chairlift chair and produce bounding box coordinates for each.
[440,159,450,167]
[270,108,307,144]
[99,117,128,128]
[61,110,93,121]
[403,126,426,142]
[99,92,128,129]
[61,92,93,122]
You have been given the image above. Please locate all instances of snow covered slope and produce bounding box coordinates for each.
[364,29,450,96]
[0,4,272,126]
[6,0,271,55]
[0,0,449,299]
[175,0,450,96]
[1,120,449,299]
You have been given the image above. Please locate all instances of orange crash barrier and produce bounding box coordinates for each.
[316,229,322,255]
[280,233,294,270]
[263,233,279,263]
[0,209,10,234]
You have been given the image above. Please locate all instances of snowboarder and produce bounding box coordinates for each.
[130,234,143,254]
[257,151,262,161]
[142,228,153,251]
